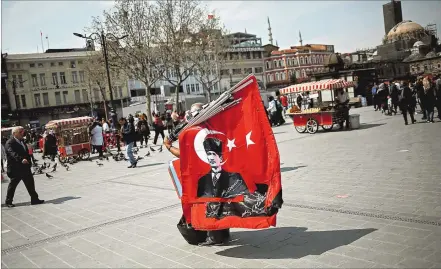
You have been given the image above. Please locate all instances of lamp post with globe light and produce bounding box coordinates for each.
[73,31,127,119]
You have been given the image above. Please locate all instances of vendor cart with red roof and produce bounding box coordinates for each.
[282,79,356,134]
[45,116,94,162]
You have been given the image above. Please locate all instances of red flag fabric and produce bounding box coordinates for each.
[178,75,282,230]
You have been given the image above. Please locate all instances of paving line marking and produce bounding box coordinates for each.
[1,203,180,255]
[284,202,441,226]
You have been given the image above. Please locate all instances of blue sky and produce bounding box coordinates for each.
[2,1,441,54]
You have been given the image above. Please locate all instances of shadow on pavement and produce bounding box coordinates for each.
[1,196,81,208]
[357,123,385,130]
[136,162,165,168]
[216,227,376,259]
[280,166,307,173]
[273,131,287,135]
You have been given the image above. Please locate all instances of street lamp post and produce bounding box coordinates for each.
[73,31,127,119]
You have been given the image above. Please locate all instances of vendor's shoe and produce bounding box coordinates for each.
[31,199,44,205]
[5,203,15,208]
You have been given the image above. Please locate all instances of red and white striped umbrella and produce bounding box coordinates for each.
[46,116,94,128]
[280,79,355,94]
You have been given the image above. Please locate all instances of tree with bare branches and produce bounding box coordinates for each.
[95,0,162,123]
[189,14,230,102]
[154,0,205,112]
[83,51,110,120]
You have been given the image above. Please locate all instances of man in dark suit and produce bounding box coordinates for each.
[197,137,249,198]
[4,126,44,208]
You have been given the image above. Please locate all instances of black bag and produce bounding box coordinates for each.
[177,215,207,245]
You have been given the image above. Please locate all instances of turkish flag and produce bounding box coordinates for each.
[178,75,282,230]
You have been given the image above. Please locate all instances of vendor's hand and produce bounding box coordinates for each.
[164,137,171,148]
[22,159,29,164]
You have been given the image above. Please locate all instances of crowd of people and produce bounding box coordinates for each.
[372,75,441,125]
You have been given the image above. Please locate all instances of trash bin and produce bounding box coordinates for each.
[349,114,360,129]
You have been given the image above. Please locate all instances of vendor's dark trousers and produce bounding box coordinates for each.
[139,133,149,146]
[426,108,435,122]
[5,171,39,204]
[402,107,415,125]
[116,135,121,152]
[93,145,103,157]
[208,229,230,244]
[153,129,165,145]
[419,101,427,118]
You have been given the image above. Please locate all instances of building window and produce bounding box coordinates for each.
[79,71,85,83]
[276,73,280,81]
[191,84,195,92]
[93,89,100,101]
[52,73,58,85]
[186,84,190,94]
[82,89,89,102]
[30,63,35,68]
[232,68,242,75]
[60,72,66,84]
[15,95,21,109]
[196,84,200,92]
[16,63,21,69]
[72,71,78,83]
[55,92,62,105]
[18,75,24,87]
[253,51,262,59]
[267,74,271,82]
[70,61,76,68]
[244,68,252,74]
[20,95,27,108]
[58,62,63,66]
[300,57,304,65]
[62,91,69,104]
[31,74,38,87]
[312,56,316,64]
[294,58,298,65]
[112,86,118,99]
[266,62,270,69]
[39,74,46,86]
[273,60,278,68]
[34,93,41,107]
[42,93,49,106]
[74,90,81,103]
[254,67,263,73]
[38,63,44,68]
[302,69,307,77]
[51,62,55,67]
[78,60,83,65]
[119,86,123,98]
[281,73,286,80]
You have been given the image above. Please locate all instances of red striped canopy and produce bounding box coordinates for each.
[280,79,356,94]
[45,116,94,129]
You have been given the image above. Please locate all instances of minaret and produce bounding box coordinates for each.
[299,30,303,46]
[276,40,279,47]
[267,17,273,45]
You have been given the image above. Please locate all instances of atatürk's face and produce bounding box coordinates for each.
[207,151,222,169]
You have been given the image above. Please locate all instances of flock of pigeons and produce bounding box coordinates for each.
[33,145,163,179]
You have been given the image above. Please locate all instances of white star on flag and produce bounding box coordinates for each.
[246,131,255,148]
[227,139,236,152]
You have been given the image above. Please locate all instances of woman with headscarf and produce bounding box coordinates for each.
[422,77,436,123]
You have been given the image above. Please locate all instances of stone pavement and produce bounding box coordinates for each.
[2,107,441,268]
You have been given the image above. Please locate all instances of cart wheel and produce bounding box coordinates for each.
[306,119,319,134]
[58,155,68,164]
[78,149,90,160]
[322,124,334,131]
[294,125,307,133]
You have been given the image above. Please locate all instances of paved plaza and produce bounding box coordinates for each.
[2,107,441,268]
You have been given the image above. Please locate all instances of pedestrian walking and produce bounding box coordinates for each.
[119,117,137,168]
[435,75,441,119]
[137,114,150,148]
[422,77,436,123]
[399,81,416,125]
[4,126,44,207]
[372,83,378,111]
[153,113,165,145]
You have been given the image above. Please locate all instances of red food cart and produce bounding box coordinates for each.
[282,79,356,134]
[45,117,94,162]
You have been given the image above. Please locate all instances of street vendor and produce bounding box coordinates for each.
[164,102,231,246]
[335,89,350,129]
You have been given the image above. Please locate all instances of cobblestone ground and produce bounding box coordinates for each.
[2,107,441,268]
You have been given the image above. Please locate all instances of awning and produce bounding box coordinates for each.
[46,116,94,128]
[280,79,356,94]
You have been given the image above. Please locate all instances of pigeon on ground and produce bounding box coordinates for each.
[65,165,70,171]
[105,156,109,161]
[45,173,53,179]
[150,147,156,152]
[96,161,104,167]
[159,145,163,153]
[144,152,151,157]
[51,163,57,172]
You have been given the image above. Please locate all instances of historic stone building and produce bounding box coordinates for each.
[263,44,335,90]
[4,49,130,126]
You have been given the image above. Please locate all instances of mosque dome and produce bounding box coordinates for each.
[386,20,425,43]
[324,53,344,66]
